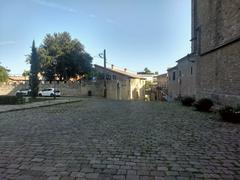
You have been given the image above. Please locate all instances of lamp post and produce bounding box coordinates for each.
[52,59,57,100]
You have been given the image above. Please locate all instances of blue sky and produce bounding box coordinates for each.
[0,0,191,75]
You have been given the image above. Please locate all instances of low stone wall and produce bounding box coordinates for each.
[0,81,102,97]
[0,83,28,96]
[0,80,145,100]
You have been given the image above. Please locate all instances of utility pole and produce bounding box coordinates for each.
[103,49,107,98]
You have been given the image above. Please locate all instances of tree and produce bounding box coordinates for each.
[0,64,9,83]
[22,70,30,77]
[37,32,92,81]
[144,67,151,74]
[29,40,40,98]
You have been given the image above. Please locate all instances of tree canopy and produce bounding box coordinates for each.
[144,67,152,74]
[138,67,153,75]
[22,69,30,77]
[0,64,9,83]
[37,32,92,81]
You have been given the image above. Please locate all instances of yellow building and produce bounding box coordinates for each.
[95,64,145,100]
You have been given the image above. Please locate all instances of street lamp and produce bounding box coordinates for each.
[52,59,57,100]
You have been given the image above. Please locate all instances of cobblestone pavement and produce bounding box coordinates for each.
[0,99,239,180]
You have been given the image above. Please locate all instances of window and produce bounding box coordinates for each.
[112,75,117,80]
[106,74,111,80]
[172,71,176,81]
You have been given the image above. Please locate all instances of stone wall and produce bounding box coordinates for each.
[167,66,179,98]
[194,0,240,105]
[0,79,145,100]
[0,83,29,96]
[196,41,240,105]
[177,55,197,98]
[167,55,197,99]
[0,81,85,96]
[195,0,240,54]
[156,74,167,89]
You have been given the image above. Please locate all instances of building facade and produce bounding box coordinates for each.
[193,0,240,105]
[94,64,145,100]
[168,0,240,105]
[167,54,197,99]
[156,73,167,89]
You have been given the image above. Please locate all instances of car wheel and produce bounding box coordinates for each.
[50,93,54,97]
[39,94,42,97]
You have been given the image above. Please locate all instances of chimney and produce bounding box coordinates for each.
[111,64,114,69]
[124,68,127,72]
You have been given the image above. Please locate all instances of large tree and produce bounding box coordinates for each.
[0,64,9,83]
[29,40,40,98]
[38,32,92,81]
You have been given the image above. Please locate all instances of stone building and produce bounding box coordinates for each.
[156,73,167,89]
[137,74,157,84]
[94,64,145,100]
[167,66,179,99]
[168,0,240,105]
[193,0,240,105]
[167,54,197,98]
[154,73,168,100]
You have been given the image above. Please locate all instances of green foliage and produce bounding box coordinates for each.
[219,105,240,123]
[29,40,40,98]
[0,65,9,82]
[145,81,153,92]
[37,32,92,81]
[85,68,104,80]
[194,98,213,112]
[181,96,195,106]
[144,67,151,74]
[0,96,24,105]
[22,69,30,77]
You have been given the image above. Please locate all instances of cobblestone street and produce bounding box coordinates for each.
[0,98,239,180]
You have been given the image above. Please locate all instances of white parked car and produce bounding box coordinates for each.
[38,88,61,97]
[16,88,31,96]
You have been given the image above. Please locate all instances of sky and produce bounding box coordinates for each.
[0,0,191,75]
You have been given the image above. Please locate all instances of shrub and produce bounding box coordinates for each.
[174,95,182,101]
[219,106,240,123]
[181,96,195,106]
[194,98,213,112]
[0,96,24,105]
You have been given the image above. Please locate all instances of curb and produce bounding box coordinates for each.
[0,99,82,114]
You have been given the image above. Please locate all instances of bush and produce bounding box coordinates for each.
[0,96,24,105]
[219,106,240,123]
[181,96,195,106]
[194,98,213,112]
